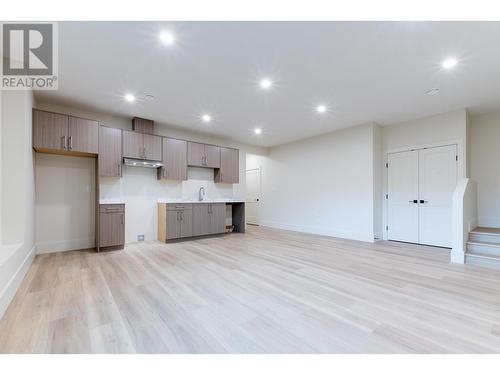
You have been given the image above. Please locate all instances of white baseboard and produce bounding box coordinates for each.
[260,220,375,243]
[0,244,36,319]
[36,238,95,254]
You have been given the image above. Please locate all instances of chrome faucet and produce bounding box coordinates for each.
[198,187,206,201]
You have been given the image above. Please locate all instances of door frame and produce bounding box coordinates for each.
[382,139,463,241]
[245,167,262,225]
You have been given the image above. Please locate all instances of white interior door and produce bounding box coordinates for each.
[387,150,419,243]
[245,168,261,225]
[418,145,457,247]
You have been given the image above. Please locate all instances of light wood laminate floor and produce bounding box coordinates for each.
[1,226,500,353]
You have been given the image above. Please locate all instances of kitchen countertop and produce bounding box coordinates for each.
[158,198,244,204]
[100,199,125,205]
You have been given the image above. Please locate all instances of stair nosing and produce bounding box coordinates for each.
[466,240,500,248]
[465,252,500,261]
[469,230,500,236]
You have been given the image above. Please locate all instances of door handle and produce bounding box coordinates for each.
[420,200,428,204]
[409,200,418,203]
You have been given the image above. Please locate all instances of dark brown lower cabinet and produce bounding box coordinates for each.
[193,203,226,236]
[158,204,193,240]
[99,204,125,250]
[158,203,226,241]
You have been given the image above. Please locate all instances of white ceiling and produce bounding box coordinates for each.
[36,21,500,147]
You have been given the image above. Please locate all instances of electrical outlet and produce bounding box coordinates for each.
[137,235,145,241]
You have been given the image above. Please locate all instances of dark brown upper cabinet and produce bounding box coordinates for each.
[132,117,154,134]
[123,130,162,161]
[158,137,188,181]
[68,116,99,154]
[33,109,98,156]
[99,126,122,177]
[187,141,220,168]
[215,147,239,184]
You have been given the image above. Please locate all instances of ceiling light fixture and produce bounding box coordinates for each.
[425,88,440,96]
[124,94,135,102]
[317,105,327,113]
[260,79,272,89]
[254,128,262,135]
[201,114,211,123]
[442,57,458,70]
[159,31,175,45]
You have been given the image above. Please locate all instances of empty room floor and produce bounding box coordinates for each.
[1,226,500,354]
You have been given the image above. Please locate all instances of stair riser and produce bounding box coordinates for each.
[469,233,500,244]
[465,255,500,270]
[467,243,500,257]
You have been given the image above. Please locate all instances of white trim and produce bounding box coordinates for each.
[0,245,36,320]
[36,238,94,254]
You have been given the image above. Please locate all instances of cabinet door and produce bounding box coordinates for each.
[179,209,193,238]
[159,138,187,180]
[33,109,68,151]
[132,117,154,134]
[209,203,226,234]
[165,210,180,240]
[216,147,239,183]
[99,127,122,177]
[143,134,162,161]
[100,212,125,247]
[193,204,210,236]
[204,144,221,168]
[68,116,99,154]
[123,130,144,159]
[187,142,205,167]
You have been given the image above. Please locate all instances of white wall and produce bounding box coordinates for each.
[247,123,378,242]
[35,154,96,253]
[381,109,468,239]
[34,101,267,245]
[372,123,383,240]
[0,90,36,318]
[470,111,500,227]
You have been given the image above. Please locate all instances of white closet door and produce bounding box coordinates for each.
[387,150,419,243]
[245,168,261,225]
[418,145,457,247]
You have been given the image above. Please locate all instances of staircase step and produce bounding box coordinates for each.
[465,252,500,270]
[466,240,500,256]
[468,227,500,244]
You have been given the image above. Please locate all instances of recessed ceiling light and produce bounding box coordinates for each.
[201,114,211,123]
[425,88,440,96]
[442,57,458,70]
[260,79,272,89]
[144,94,156,101]
[159,31,175,45]
[317,105,327,113]
[124,94,135,103]
[254,128,262,135]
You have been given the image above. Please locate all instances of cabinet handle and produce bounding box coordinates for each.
[117,163,121,176]
[180,211,183,221]
[163,168,166,179]
[62,136,67,150]
[68,136,73,150]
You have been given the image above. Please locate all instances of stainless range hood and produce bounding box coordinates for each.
[123,158,163,169]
